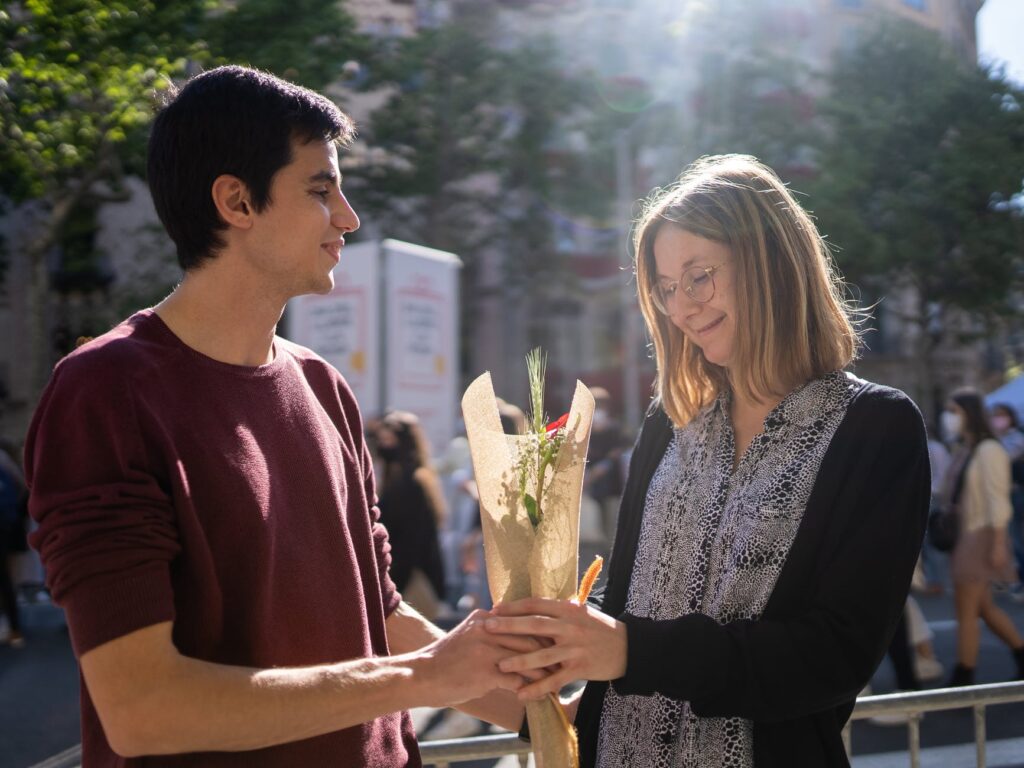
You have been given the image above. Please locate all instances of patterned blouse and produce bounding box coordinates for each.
[596,371,859,768]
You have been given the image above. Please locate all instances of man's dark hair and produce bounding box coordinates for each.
[147,65,355,270]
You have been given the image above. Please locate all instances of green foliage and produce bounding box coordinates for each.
[0,0,207,204]
[515,347,569,529]
[202,0,367,91]
[810,21,1024,319]
[347,22,606,268]
[688,48,820,174]
[526,346,547,434]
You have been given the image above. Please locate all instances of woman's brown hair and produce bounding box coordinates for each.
[634,154,859,426]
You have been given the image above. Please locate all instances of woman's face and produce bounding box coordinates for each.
[942,402,967,441]
[652,225,736,368]
[375,427,399,450]
[991,407,1013,434]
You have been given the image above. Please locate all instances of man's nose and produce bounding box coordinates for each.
[333,191,360,233]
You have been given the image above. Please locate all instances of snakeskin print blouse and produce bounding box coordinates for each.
[596,371,859,768]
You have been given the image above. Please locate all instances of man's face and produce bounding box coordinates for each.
[245,138,359,301]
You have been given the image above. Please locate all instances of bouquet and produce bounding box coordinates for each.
[461,349,595,768]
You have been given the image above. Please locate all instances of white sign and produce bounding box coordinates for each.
[384,240,460,455]
[286,241,380,416]
[285,239,460,456]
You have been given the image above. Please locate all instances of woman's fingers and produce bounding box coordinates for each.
[498,644,568,674]
[492,597,573,618]
[485,615,564,638]
[491,633,548,654]
[516,668,576,701]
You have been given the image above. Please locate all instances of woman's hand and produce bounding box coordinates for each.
[484,598,627,701]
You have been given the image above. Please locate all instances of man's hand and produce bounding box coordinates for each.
[411,609,528,707]
[484,598,627,701]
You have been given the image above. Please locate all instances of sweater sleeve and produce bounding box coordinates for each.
[975,440,1012,529]
[25,356,181,657]
[612,392,929,722]
[362,440,401,618]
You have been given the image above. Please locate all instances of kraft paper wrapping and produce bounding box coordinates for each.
[461,372,595,768]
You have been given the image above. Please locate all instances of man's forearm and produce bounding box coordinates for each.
[94,635,430,756]
[84,615,521,758]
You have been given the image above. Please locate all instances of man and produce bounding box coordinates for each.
[26,66,527,767]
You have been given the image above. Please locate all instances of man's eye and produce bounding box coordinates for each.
[314,188,330,199]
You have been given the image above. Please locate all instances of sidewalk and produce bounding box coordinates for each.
[0,601,79,768]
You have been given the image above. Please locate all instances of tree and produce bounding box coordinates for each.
[346,20,607,375]
[202,0,367,91]
[1,0,207,400]
[810,21,1024,412]
[0,0,367,409]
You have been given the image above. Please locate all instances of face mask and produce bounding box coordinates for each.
[376,445,401,463]
[941,410,963,441]
[991,414,1012,433]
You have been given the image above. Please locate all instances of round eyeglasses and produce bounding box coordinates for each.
[649,264,722,315]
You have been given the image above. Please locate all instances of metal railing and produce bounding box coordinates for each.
[843,681,1024,768]
[418,682,1024,768]
[29,682,1024,768]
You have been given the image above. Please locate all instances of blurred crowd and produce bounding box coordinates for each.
[867,388,1024,725]
[363,387,630,624]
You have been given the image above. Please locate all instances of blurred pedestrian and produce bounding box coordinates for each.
[372,411,447,620]
[920,423,952,593]
[0,441,27,648]
[990,403,1024,600]
[583,387,626,546]
[943,390,1024,685]
[436,428,478,607]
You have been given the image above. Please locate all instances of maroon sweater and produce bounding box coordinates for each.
[26,310,420,767]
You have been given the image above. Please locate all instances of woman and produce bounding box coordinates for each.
[485,155,930,767]
[942,391,1024,686]
[370,410,447,619]
[989,402,1024,596]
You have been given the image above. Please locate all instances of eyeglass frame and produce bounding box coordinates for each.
[649,263,724,315]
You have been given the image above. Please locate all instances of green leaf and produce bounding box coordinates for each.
[523,494,540,529]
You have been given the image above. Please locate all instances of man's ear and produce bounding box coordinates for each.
[211,175,254,229]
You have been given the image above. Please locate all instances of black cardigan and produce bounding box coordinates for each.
[575,379,930,767]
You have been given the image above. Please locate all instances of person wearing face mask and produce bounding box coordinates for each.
[941,391,1024,686]
[989,403,1024,601]
[371,411,448,621]
[485,155,931,768]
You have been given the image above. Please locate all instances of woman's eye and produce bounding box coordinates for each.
[691,272,710,286]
